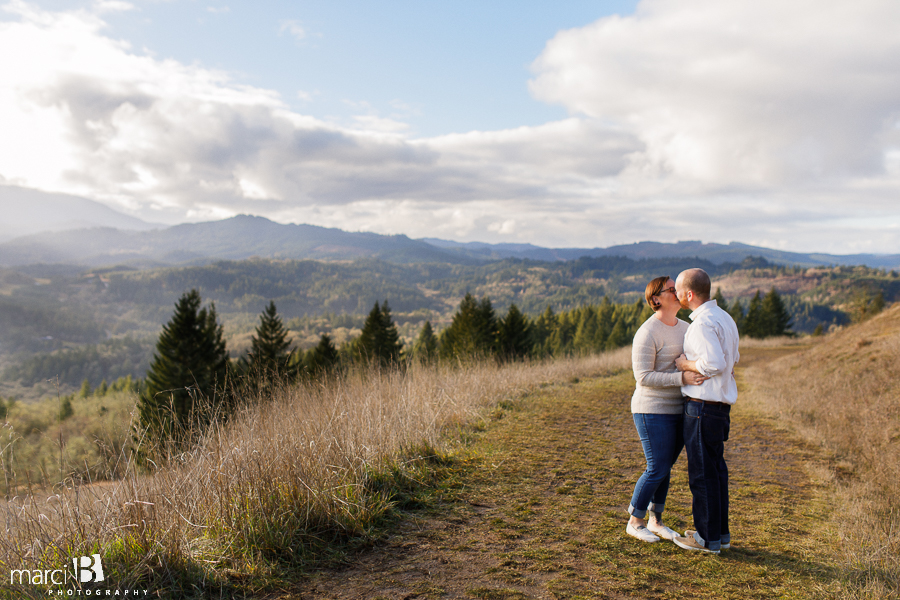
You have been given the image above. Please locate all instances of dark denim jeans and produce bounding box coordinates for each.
[683,399,731,551]
[629,412,684,519]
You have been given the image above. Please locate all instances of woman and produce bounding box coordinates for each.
[626,276,707,543]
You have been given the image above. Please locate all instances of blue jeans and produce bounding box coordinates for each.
[683,399,731,551]
[629,413,684,519]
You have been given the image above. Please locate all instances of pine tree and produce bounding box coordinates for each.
[78,379,91,398]
[59,395,74,421]
[439,293,498,360]
[593,297,615,351]
[498,304,531,360]
[136,289,229,447]
[529,305,556,357]
[305,334,340,376]
[728,298,745,332]
[605,314,629,351]
[743,290,765,338]
[356,300,402,367]
[761,288,792,337]
[713,287,728,312]
[573,308,598,356]
[246,301,292,375]
[411,321,439,363]
[549,312,576,356]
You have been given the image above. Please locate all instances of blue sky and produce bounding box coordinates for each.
[1,0,900,254]
[91,0,638,137]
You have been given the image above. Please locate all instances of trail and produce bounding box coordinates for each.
[289,348,840,599]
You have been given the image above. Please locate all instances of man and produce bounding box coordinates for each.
[672,268,740,554]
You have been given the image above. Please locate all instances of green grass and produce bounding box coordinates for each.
[295,368,848,599]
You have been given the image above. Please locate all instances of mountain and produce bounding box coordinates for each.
[0,186,159,242]
[1,213,898,270]
[0,215,473,268]
[423,239,900,270]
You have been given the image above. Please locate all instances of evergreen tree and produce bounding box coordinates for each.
[411,321,439,363]
[356,300,403,367]
[728,298,745,332]
[439,293,498,359]
[59,395,74,421]
[743,290,765,338]
[305,334,340,376]
[136,289,229,447]
[593,297,615,351]
[713,288,728,312]
[498,304,532,360]
[246,301,293,374]
[78,379,91,398]
[573,307,598,355]
[605,314,629,351]
[529,305,556,357]
[549,311,576,356]
[761,288,792,337]
[96,379,108,397]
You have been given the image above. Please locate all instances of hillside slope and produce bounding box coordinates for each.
[741,303,900,598]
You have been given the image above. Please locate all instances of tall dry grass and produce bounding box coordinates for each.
[741,304,900,599]
[1,350,630,596]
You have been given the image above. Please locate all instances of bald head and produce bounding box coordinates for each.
[676,268,711,307]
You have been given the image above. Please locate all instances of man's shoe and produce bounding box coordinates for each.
[646,521,678,540]
[626,522,660,543]
[673,532,720,554]
[684,529,730,550]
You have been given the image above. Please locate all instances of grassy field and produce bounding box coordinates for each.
[298,355,844,599]
[0,352,632,599]
[3,306,897,599]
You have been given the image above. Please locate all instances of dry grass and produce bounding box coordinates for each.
[741,304,900,599]
[0,349,630,597]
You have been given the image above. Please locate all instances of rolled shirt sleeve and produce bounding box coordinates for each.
[687,323,727,378]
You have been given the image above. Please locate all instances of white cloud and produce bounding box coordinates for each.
[530,0,900,192]
[1,0,900,254]
[93,1,135,13]
[279,19,306,42]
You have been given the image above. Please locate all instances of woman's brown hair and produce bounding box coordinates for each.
[644,276,670,311]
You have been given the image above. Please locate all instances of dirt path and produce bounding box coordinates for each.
[286,349,839,599]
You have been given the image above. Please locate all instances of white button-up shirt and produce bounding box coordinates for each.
[680,300,741,405]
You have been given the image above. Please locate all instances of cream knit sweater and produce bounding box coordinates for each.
[631,316,689,414]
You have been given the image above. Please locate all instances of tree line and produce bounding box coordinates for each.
[133,281,887,452]
[134,289,660,451]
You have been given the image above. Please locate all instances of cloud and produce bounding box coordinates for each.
[279,19,306,42]
[530,0,900,192]
[1,0,900,254]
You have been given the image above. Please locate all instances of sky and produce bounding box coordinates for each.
[2,0,900,254]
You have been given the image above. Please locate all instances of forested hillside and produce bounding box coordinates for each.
[0,255,896,401]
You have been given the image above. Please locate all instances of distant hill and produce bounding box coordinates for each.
[424,239,900,270]
[1,213,898,270]
[0,185,159,243]
[0,215,473,268]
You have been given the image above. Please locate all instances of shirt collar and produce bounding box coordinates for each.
[689,299,718,321]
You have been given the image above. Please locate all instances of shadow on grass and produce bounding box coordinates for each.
[721,545,839,582]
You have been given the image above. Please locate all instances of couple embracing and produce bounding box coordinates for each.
[626,268,740,554]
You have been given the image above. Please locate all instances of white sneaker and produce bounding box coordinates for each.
[684,530,730,550]
[626,522,660,543]
[647,522,678,540]
[673,532,720,554]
